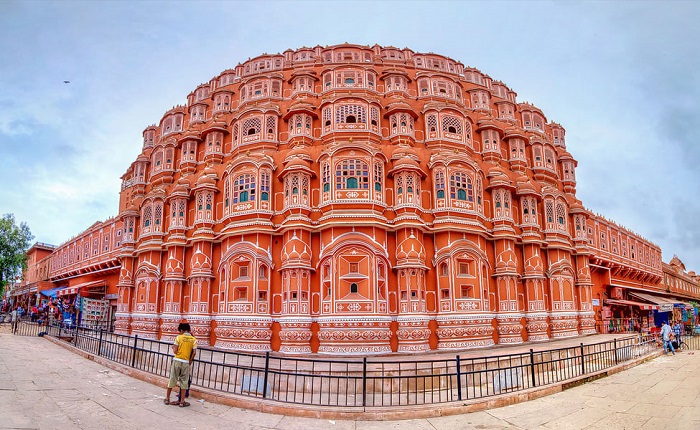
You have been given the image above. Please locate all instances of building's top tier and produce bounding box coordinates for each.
[136,43,568,152]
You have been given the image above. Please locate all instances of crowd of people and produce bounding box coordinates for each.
[2,297,78,328]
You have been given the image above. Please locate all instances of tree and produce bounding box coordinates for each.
[0,214,34,296]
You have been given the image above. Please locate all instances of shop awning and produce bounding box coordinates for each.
[40,287,63,298]
[604,299,659,311]
[57,280,107,297]
[629,292,681,312]
[674,300,696,310]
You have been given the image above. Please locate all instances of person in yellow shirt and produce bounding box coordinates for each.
[164,322,197,406]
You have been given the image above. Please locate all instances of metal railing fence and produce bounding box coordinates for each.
[12,321,664,409]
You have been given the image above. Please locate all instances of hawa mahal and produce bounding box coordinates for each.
[15,44,699,354]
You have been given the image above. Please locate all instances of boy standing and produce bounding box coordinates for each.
[164,322,197,406]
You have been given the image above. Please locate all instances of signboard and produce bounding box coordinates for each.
[659,304,674,312]
[105,293,118,300]
[592,299,600,306]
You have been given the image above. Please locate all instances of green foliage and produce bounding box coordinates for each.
[0,214,34,291]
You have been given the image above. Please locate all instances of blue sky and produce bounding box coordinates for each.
[1,1,699,271]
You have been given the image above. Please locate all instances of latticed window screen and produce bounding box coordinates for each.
[154,202,162,229]
[242,117,262,136]
[370,107,379,125]
[426,114,438,132]
[556,203,567,229]
[266,116,276,134]
[435,170,445,198]
[143,205,152,227]
[322,162,330,192]
[197,193,204,211]
[373,162,383,191]
[232,123,239,144]
[260,170,271,201]
[442,115,463,135]
[336,159,369,189]
[233,173,256,203]
[546,200,555,224]
[449,172,472,201]
[224,179,230,210]
[336,105,366,124]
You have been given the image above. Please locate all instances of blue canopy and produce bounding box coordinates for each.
[40,287,63,298]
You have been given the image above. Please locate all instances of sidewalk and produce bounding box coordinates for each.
[0,330,698,429]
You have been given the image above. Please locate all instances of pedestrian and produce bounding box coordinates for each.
[164,322,197,407]
[10,307,18,333]
[673,320,683,345]
[661,321,675,355]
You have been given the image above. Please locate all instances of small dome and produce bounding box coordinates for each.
[165,255,184,277]
[516,175,539,195]
[285,157,312,170]
[496,248,518,272]
[393,156,421,170]
[286,145,312,160]
[524,254,544,276]
[282,233,312,265]
[396,233,426,265]
[191,248,212,271]
[391,143,421,160]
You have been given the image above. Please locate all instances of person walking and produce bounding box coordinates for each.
[661,321,675,355]
[672,320,683,346]
[164,322,197,407]
[10,307,18,333]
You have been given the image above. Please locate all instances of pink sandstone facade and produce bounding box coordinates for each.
[15,44,698,354]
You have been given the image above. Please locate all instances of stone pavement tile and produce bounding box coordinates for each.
[672,404,700,422]
[215,406,285,428]
[540,406,614,430]
[582,396,636,413]
[0,411,37,430]
[582,412,650,430]
[660,388,699,407]
[277,415,356,430]
[639,416,677,429]
[642,379,682,398]
[626,402,678,418]
[488,397,583,428]
[427,411,522,429]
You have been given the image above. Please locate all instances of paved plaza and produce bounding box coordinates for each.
[0,328,698,430]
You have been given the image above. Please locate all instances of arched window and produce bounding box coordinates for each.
[260,170,270,201]
[442,115,463,137]
[556,202,567,230]
[233,173,256,204]
[322,162,331,193]
[435,170,445,199]
[374,162,383,192]
[336,105,366,125]
[336,159,369,190]
[449,172,473,202]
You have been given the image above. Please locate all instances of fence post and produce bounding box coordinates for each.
[580,343,585,375]
[456,355,462,401]
[530,348,536,387]
[98,329,104,357]
[613,338,618,365]
[362,357,367,407]
[131,335,139,368]
[262,351,270,399]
